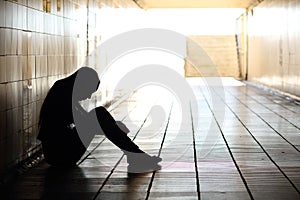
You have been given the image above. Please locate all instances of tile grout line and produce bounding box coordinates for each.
[92,98,161,200]
[145,102,173,200]
[213,87,300,195]
[226,88,300,153]
[190,101,201,200]
[199,87,254,200]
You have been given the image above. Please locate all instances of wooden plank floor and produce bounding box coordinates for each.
[1,78,300,200]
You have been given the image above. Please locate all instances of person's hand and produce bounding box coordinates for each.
[116,121,130,134]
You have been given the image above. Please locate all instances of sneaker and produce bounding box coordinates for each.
[127,163,162,173]
[126,153,162,173]
[126,153,162,165]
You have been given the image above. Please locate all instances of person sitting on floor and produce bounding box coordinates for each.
[37,67,161,172]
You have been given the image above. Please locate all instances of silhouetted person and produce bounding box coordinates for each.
[37,67,161,172]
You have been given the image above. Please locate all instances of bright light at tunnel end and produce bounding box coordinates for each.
[75,28,226,173]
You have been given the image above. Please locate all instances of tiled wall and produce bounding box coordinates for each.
[0,0,88,176]
[0,0,138,176]
[247,0,300,97]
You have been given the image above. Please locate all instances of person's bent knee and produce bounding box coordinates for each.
[95,106,113,121]
[95,106,107,114]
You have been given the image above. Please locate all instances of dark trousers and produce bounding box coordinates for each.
[94,106,143,154]
[42,106,142,167]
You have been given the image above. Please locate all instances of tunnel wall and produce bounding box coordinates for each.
[0,0,138,177]
[247,0,300,97]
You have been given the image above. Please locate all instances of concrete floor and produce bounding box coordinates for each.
[1,78,300,200]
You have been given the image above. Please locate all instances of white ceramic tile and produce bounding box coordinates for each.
[17,56,22,81]
[27,32,33,55]
[17,30,22,55]
[5,28,12,55]
[57,16,63,35]
[53,55,58,75]
[22,31,28,55]
[0,56,6,83]
[35,56,41,78]
[47,55,52,75]
[0,0,5,27]
[37,33,43,55]
[27,8,35,32]
[42,34,47,55]
[47,35,52,55]
[17,5,23,30]
[12,2,18,29]
[42,55,48,77]
[28,55,35,79]
[40,12,45,33]
[43,13,49,34]
[11,29,18,55]
[6,56,18,82]
[35,33,41,55]
[22,6,27,30]
[5,1,13,28]
[0,28,5,56]
[58,55,63,74]
[6,81,22,110]
[21,55,27,80]
[35,11,40,33]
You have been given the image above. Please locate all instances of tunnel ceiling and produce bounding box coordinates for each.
[134,0,259,9]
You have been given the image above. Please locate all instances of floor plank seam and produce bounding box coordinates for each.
[241,86,300,131]
[249,86,297,114]
[78,103,139,165]
[226,88,300,153]
[92,99,161,199]
[145,103,173,200]
[190,102,201,200]
[217,87,300,195]
[200,87,255,200]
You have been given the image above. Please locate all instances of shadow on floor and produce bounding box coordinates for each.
[1,164,93,199]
